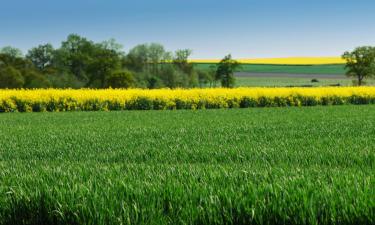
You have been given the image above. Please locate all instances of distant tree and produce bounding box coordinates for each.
[26,44,55,71]
[23,71,51,88]
[0,53,32,70]
[160,64,188,88]
[148,43,167,74]
[173,49,193,74]
[86,44,122,88]
[188,70,199,87]
[197,69,214,87]
[216,54,239,88]
[99,38,124,54]
[52,34,124,88]
[105,70,135,88]
[55,34,96,83]
[0,46,23,58]
[342,46,375,86]
[146,76,164,89]
[124,44,150,72]
[0,66,25,88]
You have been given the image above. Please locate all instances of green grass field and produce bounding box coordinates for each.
[235,77,375,87]
[194,63,372,87]
[194,63,347,74]
[1,106,374,225]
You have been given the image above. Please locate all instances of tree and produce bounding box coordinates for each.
[23,71,51,88]
[0,66,25,88]
[124,44,150,72]
[26,44,55,71]
[173,49,193,74]
[52,34,124,88]
[0,46,23,58]
[86,44,122,88]
[197,69,214,87]
[159,64,188,88]
[55,34,96,83]
[148,43,167,74]
[0,53,33,71]
[216,54,239,88]
[105,70,135,88]
[342,46,375,86]
[124,43,171,74]
[99,38,124,54]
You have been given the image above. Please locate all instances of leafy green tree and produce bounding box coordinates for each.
[197,69,214,87]
[146,76,164,89]
[0,52,49,88]
[216,54,239,88]
[86,44,122,88]
[124,44,150,72]
[173,49,193,74]
[188,71,199,87]
[0,66,24,88]
[0,53,32,70]
[23,71,51,88]
[47,72,84,88]
[105,70,135,88]
[26,44,55,71]
[0,46,23,58]
[55,34,96,83]
[148,43,167,74]
[99,38,124,54]
[52,34,124,88]
[342,46,375,86]
[124,43,171,74]
[159,64,188,88]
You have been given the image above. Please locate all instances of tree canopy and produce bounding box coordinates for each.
[342,46,375,86]
[0,34,235,89]
[215,54,239,88]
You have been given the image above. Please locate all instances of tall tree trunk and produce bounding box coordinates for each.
[358,75,363,86]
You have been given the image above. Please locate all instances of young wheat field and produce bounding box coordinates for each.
[0,106,374,225]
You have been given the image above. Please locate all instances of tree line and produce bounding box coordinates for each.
[0,34,239,89]
[2,34,373,89]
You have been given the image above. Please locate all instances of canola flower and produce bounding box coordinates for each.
[0,87,374,112]
[190,57,346,65]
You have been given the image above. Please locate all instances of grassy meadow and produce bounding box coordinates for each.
[193,63,375,87]
[193,64,347,75]
[190,57,346,65]
[0,106,374,225]
[235,77,375,87]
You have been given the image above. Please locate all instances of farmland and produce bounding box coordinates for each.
[190,57,346,65]
[0,106,374,225]
[193,63,347,75]
[235,74,375,87]
[192,63,362,87]
[193,63,375,87]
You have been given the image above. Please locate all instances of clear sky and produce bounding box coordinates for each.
[1,0,374,58]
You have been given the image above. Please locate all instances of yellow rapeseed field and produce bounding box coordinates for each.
[0,87,374,112]
[189,57,346,65]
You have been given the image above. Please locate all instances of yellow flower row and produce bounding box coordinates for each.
[0,87,374,112]
[189,57,346,65]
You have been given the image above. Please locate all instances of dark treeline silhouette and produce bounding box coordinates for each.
[0,34,238,89]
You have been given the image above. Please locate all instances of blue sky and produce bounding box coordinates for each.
[1,0,374,58]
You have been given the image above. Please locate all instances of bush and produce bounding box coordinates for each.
[0,66,24,88]
[106,70,135,88]
[23,71,51,88]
